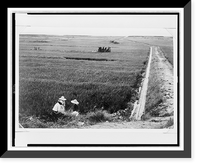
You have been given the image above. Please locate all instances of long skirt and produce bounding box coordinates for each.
[71,111,79,117]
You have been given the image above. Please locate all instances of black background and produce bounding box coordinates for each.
[1,1,191,158]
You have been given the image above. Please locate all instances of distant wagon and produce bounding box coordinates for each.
[110,40,119,44]
[98,47,111,52]
[34,47,41,50]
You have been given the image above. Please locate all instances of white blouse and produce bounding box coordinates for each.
[52,102,65,114]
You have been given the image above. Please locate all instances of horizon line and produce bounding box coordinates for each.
[19,33,173,37]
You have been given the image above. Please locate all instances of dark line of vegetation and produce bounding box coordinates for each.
[31,40,50,43]
[20,55,62,59]
[64,57,117,61]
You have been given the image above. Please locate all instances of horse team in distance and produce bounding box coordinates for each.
[98,47,111,52]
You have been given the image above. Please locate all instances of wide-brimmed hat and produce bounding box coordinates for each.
[59,96,66,101]
[71,99,79,105]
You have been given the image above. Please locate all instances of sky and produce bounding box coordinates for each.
[16,14,177,36]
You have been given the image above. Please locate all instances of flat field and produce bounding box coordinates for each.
[127,36,173,66]
[160,46,173,66]
[19,35,173,124]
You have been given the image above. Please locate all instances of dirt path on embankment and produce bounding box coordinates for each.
[153,46,174,117]
[80,46,174,129]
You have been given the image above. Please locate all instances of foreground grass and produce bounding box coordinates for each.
[19,80,134,116]
[20,110,116,128]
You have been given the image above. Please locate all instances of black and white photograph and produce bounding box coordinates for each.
[4,5,192,158]
[17,14,177,130]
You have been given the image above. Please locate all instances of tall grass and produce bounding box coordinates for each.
[19,80,134,117]
[86,110,112,124]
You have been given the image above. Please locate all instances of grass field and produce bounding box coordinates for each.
[128,36,173,66]
[19,34,173,127]
[160,46,173,66]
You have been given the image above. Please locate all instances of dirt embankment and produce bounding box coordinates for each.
[144,46,174,118]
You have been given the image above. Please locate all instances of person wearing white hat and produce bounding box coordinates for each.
[52,96,67,115]
[71,99,79,117]
[71,99,79,105]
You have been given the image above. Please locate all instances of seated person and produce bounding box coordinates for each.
[52,96,67,121]
[70,99,79,117]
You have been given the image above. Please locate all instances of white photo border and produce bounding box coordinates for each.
[4,5,191,158]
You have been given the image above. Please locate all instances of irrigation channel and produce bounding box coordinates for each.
[132,47,153,120]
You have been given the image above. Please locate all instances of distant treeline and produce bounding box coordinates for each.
[31,40,49,43]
